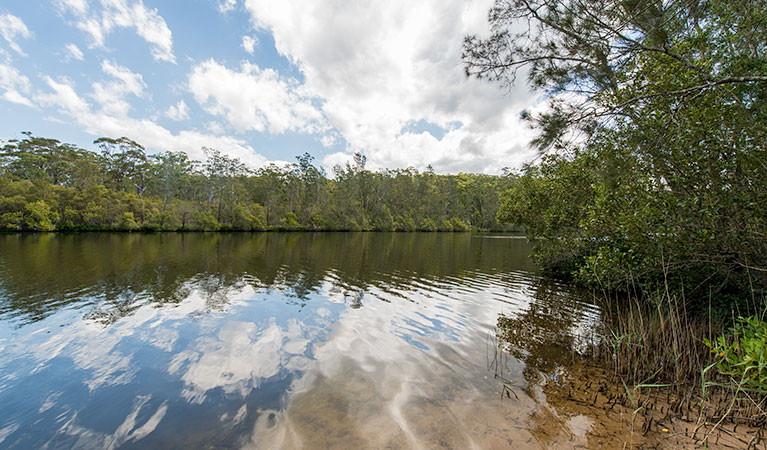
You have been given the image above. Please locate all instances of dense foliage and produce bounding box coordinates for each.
[706,316,767,395]
[465,0,767,300]
[0,133,512,232]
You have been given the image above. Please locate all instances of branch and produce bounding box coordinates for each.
[614,77,767,109]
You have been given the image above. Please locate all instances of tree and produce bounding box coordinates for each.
[202,147,248,225]
[23,200,57,231]
[463,0,767,149]
[465,0,767,295]
[0,133,512,233]
[94,137,151,221]
[0,133,102,187]
[150,151,194,209]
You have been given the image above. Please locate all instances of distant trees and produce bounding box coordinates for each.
[0,134,515,233]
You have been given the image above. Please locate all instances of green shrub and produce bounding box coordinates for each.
[705,315,767,394]
[418,217,436,232]
[121,211,139,230]
[0,212,22,230]
[438,219,454,231]
[450,217,469,232]
[23,200,58,231]
[394,215,416,231]
[279,212,301,230]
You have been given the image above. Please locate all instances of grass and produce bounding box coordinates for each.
[593,284,767,444]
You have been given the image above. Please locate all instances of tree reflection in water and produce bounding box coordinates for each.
[0,232,660,448]
[0,232,535,325]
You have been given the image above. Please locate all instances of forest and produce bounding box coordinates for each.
[0,134,512,232]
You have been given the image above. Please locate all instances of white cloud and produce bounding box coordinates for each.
[59,0,176,63]
[100,60,145,96]
[0,51,33,107]
[319,134,336,148]
[0,13,32,56]
[57,0,88,16]
[36,73,267,167]
[37,76,90,116]
[189,59,327,135]
[166,100,189,121]
[3,89,33,107]
[218,0,237,14]
[206,121,225,135]
[64,43,85,61]
[90,60,146,116]
[243,0,537,173]
[241,35,258,54]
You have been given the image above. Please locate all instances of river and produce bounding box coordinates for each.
[0,232,657,448]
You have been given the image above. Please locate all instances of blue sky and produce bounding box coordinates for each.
[0,0,537,173]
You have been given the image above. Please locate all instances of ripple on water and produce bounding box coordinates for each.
[0,232,656,448]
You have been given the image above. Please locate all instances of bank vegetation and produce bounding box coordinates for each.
[464,0,767,436]
[0,135,512,232]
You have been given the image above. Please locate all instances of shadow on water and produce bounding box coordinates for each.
[0,232,678,448]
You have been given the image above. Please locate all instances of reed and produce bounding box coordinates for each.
[594,286,767,437]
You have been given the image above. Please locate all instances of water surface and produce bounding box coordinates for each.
[0,233,625,448]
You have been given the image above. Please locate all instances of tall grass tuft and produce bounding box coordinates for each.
[595,285,767,433]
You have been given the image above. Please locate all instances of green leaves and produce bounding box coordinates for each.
[478,0,767,299]
[464,0,767,150]
[705,316,767,394]
[23,200,57,231]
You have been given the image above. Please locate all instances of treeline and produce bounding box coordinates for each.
[0,133,513,232]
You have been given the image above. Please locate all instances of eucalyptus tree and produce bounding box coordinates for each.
[202,147,249,224]
[294,152,325,222]
[1,133,101,187]
[332,152,372,229]
[150,151,195,208]
[94,137,152,221]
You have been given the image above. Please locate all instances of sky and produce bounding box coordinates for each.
[0,0,538,174]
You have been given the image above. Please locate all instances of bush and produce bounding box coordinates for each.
[394,215,416,232]
[23,200,57,231]
[279,212,301,230]
[438,219,454,232]
[0,212,22,230]
[705,315,767,395]
[418,217,436,232]
[121,211,139,230]
[450,217,469,232]
[190,210,219,231]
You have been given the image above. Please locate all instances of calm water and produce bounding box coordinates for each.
[0,233,615,449]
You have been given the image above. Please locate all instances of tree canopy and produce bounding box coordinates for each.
[0,134,513,233]
[464,0,767,303]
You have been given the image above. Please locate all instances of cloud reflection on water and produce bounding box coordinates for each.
[0,233,616,448]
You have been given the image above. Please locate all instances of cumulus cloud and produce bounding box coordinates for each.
[35,71,267,167]
[243,0,537,173]
[8,0,539,174]
[90,60,146,116]
[241,35,258,54]
[166,100,189,121]
[0,51,33,107]
[37,76,90,116]
[64,43,85,61]
[0,13,32,56]
[188,59,327,135]
[58,0,176,63]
